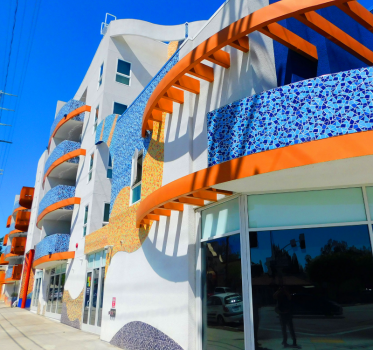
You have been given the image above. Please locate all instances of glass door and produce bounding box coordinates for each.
[82,250,106,334]
[45,264,66,320]
[31,270,43,311]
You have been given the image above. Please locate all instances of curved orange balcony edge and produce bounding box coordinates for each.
[12,206,27,215]
[33,251,75,268]
[43,149,86,186]
[141,0,347,136]
[48,105,91,150]
[137,130,373,227]
[37,197,81,228]
[9,230,24,236]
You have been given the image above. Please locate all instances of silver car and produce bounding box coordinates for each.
[207,293,243,325]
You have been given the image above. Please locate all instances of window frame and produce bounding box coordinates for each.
[93,105,99,133]
[115,59,131,86]
[98,63,104,89]
[107,153,113,179]
[129,149,143,205]
[88,152,94,183]
[102,202,110,227]
[112,101,128,115]
[83,205,89,237]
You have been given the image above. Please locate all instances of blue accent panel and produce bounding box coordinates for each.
[95,50,179,209]
[44,141,81,175]
[95,114,117,145]
[269,1,373,86]
[38,185,76,216]
[207,67,373,166]
[110,321,183,350]
[4,246,11,255]
[8,222,15,233]
[5,267,13,279]
[17,299,31,308]
[34,233,70,261]
[50,99,85,137]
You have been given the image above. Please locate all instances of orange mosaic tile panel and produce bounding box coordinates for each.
[61,289,84,329]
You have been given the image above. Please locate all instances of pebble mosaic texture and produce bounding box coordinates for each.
[49,99,85,137]
[110,321,183,350]
[38,185,76,216]
[34,233,70,261]
[44,141,81,175]
[207,67,373,166]
[60,289,84,329]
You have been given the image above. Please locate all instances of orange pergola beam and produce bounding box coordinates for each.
[295,10,373,65]
[137,129,373,227]
[337,1,373,33]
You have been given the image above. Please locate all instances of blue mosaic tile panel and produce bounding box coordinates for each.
[5,267,13,279]
[4,246,11,256]
[50,99,85,137]
[38,185,76,216]
[34,233,70,261]
[207,67,373,166]
[44,141,81,176]
[95,114,117,145]
[110,321,183,350]
[95,50,179,209]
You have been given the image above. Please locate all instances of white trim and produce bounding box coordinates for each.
[195,211,203,350]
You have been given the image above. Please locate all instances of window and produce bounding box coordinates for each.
[88,153,94,182]
[130,149,143,204]
[107,153,112,179]
[94,105,99,132]
[113,102,127,115]
[116,59,131,85]
[83,205,89,236]
[103,203,110,226]
[98,63,104,88]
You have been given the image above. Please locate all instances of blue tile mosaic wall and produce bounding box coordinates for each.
[207,67,373,166]
[38,185,76,216]
[34,233,70,261]
[5,268,13,279]
[95,114,117,145]
[44,141,81,175]
[96,50,179,209]
[4,246,11,256]
[50,99,85,137]
[110,321,183,350]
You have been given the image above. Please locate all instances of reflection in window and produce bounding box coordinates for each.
[202,234,244,349]
[250,225,373,349]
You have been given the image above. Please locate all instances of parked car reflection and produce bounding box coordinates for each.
[207,293,243,325]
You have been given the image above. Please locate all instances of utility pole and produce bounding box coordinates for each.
[0,90,16,144]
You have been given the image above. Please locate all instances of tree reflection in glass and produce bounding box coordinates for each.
[250,225,373,349]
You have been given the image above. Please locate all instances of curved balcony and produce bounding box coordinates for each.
[6,215,11,228]
[8,222,22,237]
[4,264,22,283]
[3,234,8,246]
[48,99,91,150]
[43,141,86,185]
[19,187,34,209]
[33,233,74,269]
[0,254,9,265]
[14,211,30,234]
[37,185,80,228]
[4,237,26,260]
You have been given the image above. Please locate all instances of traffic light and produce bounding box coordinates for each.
[299,233,306,249]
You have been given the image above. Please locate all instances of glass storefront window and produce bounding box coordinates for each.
[250,225,373,349]
[46,264,67,315]
[83,272,92,324]
[202,234,244,349]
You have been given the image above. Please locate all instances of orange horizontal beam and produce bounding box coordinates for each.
[188,190,218,202]
[229,36,250,53]
[48,105,91,150]
[142,0,351,136]
[43,149,86,186]
[33,251,75,268]
[205,50,231,68]
[188,63,214,82]
[172,197,205,206]
[152,208,172,216]
[153,98,173,114]
[37,197,81,228]
[259,22,318,61]
[149,110,163,122]
[337,1,373,33]
[161,202,184,211]
[295,11,373,65]
[137,129,373,227]
[163,87,184,104]
[173,76,200,94]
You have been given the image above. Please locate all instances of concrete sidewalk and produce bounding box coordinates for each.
[0,302,117,350]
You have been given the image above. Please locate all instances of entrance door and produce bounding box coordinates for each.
[82,250,106,334]
[31,270,43,312]
[45,264,66,320]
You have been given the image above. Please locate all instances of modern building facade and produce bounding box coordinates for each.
[2,0,373,349]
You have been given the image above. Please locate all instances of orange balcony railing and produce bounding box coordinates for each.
[15,211,31,232]
[0,271,5,284]
[19,187,34,209]
[3,234,8,246]
[0,254,9,265]
[6,215,11,228]
[5,265,22,282]
[10,237,27,256]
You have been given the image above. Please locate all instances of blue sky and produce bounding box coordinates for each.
[0,0,373,239]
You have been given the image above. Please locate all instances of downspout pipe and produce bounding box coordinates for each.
[21,249,34,309]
